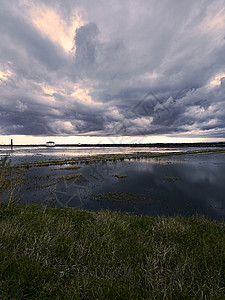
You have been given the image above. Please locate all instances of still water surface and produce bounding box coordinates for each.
[0,145,216,158]
[13,151,225,221]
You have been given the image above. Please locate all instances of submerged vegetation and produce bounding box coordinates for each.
[62,173,89,182]
[7,148,225,170]
[55,165,82,171]
[161,176,179,182]
[0,203,224,299]
[112,174,128,179]
[0,157,26,205]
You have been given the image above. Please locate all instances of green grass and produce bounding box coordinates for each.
[0,204,224,299]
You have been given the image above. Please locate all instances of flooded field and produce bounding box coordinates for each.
[0,145,219,159]
[5,149,225,221]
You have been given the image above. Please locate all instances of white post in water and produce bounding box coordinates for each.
[11,139,13,150]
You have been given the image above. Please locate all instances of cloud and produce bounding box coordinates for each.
[0,69,13,82]
[0,0,225,140]
[75,22,100,66]
[16,100,28,112]
[30,4,84,53]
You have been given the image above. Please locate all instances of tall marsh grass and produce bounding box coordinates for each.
[0,204,224,299]
[0,157,26,205]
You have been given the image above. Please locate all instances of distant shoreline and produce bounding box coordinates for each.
[1,142,225,148]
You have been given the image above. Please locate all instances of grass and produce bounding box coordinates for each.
[112,174,128,179]
[0,157,26,205]
[90,174,100,180]
[62,173,89,182]
[56,166,82,171]
[0,203,224,299]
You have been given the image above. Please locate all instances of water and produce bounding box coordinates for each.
[0,145,218,159]
[8,150,225,221]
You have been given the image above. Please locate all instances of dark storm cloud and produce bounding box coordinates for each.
[0,4,66,71]
[75,23,99,67]
[0,0,225,139]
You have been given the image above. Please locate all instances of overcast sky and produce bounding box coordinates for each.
[0,0,225,144]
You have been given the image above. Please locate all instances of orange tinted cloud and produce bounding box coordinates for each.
[209,73,225,87]
[0,69,13,81]
[71,85,101,105]
[31,6,84,53]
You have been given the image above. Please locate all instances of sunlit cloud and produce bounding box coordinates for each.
[199,4,225,33]
[30,5,84,53]
[145,71,159,80]
[40,82,102,106]
[51,120,75,134]
[62,121,74,131]
[0,69,13,82]
[207,9,225,31]
[1,1,225,141]
[71,85,101,105]
[42,85,57,96]
[209,73,225,87]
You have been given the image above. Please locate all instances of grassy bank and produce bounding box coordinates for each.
[0,204,224,299]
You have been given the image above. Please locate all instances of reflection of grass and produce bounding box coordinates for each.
[0,203,224,299]
[90,191,148,203]
[112,174,128,179]
[26,173,88,190]
[39,181,58,189]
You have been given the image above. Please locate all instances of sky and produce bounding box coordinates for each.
[0,0,225,145]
